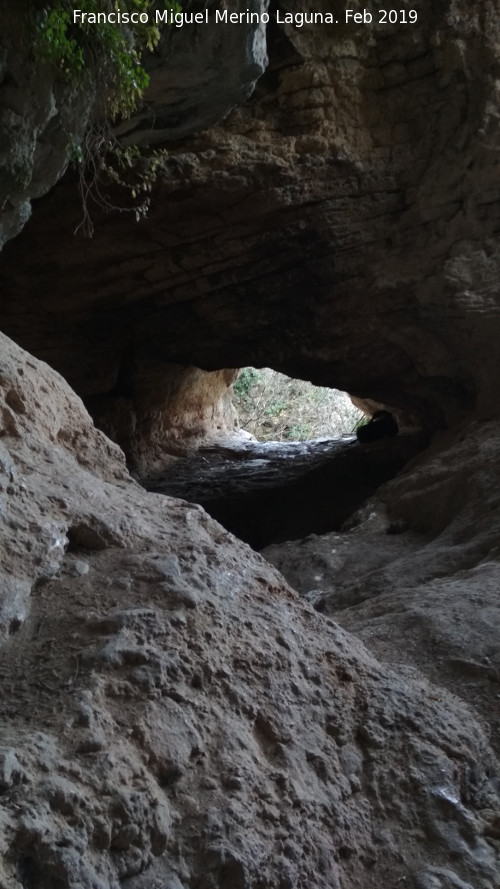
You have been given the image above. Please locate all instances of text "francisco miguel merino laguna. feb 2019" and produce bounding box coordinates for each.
[71,7,419,28]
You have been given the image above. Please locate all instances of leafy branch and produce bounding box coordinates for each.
[34,0,181,119]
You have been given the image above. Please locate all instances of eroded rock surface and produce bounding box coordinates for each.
[1,2,500,884]
[1,338,499,889]
[117,0,270,145]
[0,11,93,250]
[2,0,500,466]
[263,419,500,759]
[0,0,268,254]
[87,364,242,475]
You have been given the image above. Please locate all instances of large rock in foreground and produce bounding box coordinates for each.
[0,333,499,888]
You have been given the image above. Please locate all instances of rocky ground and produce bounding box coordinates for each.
[1,341,500,889]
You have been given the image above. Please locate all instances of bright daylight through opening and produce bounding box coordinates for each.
[232,368,363,442]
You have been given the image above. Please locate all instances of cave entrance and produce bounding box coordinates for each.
[232,368,363,442]
[144,369,426,550]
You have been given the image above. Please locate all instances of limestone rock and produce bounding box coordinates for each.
[263,418,500,759]
[1,1,500,883]
[87,363,241,475]
[0,0,268,253]
[117,0,270,145]
[0,329,499,888]
[1,0,500,464]
[0,19,92,249]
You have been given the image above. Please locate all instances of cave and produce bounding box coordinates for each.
[129,369,424,549]
[141,372,426,549]
[1,2,500,887]
[145,429,426,549]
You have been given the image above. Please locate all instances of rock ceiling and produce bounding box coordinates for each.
[2,0,500,467]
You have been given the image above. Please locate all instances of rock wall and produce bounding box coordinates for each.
[1,331,500,889]
[1,0,500,463]
[116,0,270,145]
[87,362,242,474]
[263,414,500,762]
[0,7,93,249]
[0,0,268,254]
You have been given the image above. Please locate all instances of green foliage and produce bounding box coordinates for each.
[36,7,84,75]
[232,368,364,442]
[34,0,181,118]
[287,422,313,440]
[68,139,84,163]
[233,367,262,399]
[263,399,287,418]
[352,414,367,432]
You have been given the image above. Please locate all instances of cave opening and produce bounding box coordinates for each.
[144,368,427,551]
[231,367,364,443]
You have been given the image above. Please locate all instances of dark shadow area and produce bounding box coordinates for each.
[144,432,428,549]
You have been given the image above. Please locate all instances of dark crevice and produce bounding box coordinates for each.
[15,857,40,889]
[143,432,428,549]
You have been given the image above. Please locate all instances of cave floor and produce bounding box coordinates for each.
[143,432,426,549]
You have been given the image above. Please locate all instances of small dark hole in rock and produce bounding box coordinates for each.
[158,765,183,787]
[191,672,203,689]
[338,845,355,860]
[16,857,39,889]
[313,598,326,613]
[9,617,22,634]
[5,388,26,415]
[67,523,107,551]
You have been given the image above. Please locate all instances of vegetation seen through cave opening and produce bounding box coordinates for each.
[232,368,364,442]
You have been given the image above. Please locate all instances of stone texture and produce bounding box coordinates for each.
[263,417,500,760]
[145,432,428,548]
[2,4,500,887]
[116,0,270,145]
[0,11,92,249]
[0,0,269,254]
[1,0,500,465]
[1,334,499,889]
[87,363,242,474]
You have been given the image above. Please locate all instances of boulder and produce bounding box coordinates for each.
[0,334,499,889]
